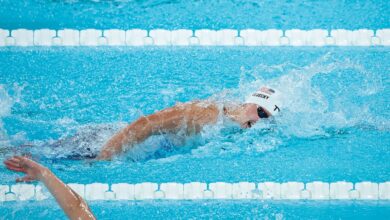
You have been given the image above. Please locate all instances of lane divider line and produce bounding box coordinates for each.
[1,181,389,201]
[0,28,389,47]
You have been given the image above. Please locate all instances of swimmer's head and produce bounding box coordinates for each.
[245,86,282,117]
[225,87,282,128]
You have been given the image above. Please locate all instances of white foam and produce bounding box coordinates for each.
[0,85,17,146]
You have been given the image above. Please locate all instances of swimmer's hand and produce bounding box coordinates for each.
[4,156,96,220]
[4,156,47,182]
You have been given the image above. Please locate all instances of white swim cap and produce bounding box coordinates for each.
[245,86,282,116]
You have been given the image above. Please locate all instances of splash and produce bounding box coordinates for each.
[41,53,386,161]
[28,123,123,159]
[1,54,387,161]
[238,53,385,134]
[191,53,387,158]
[0,84,26,148]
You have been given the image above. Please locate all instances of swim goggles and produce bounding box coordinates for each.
[257,106,270,119]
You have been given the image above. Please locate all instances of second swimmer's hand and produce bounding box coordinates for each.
[4,156,48,182]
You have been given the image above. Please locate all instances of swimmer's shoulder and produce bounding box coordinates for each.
[171,99,218,115]
[173,99,214,107]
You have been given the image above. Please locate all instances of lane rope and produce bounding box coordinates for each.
[1,181,389,201]
[0,28,389,46]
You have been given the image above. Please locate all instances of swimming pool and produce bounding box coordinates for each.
[1,1,390,219]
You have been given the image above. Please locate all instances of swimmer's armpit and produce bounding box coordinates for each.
[4,156,96,220]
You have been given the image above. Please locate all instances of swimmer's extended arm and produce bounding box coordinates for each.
[97,105,188,160]
[97,102,218,160]
[4,156,96,220]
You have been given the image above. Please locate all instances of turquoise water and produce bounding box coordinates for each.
[2,200,390,219]
[0,0,389,29]
[0,0,390,219]
[0,48,389,219]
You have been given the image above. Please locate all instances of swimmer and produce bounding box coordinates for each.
[4,156,96,220]
[98,86,282,160]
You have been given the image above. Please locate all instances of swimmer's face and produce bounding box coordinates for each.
[240,104,262,128]
[238,104,273,128]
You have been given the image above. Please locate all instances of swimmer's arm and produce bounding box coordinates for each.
[97,106,187,160]
[4,156,95,220]
[40,170,95,220]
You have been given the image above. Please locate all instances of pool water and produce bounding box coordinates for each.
[1,200,390,219]
[0,0,389,30]
[0,0,390,219]
[1,47,389,219]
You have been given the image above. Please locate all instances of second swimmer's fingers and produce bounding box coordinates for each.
[14,156,37,169]
[5,157,22,165]
[4,160,23,170]
[4,163,25,173]
[3,156,24,168]
[14,156,29,164]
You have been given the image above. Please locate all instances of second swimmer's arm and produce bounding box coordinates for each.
[4,156,95,220]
